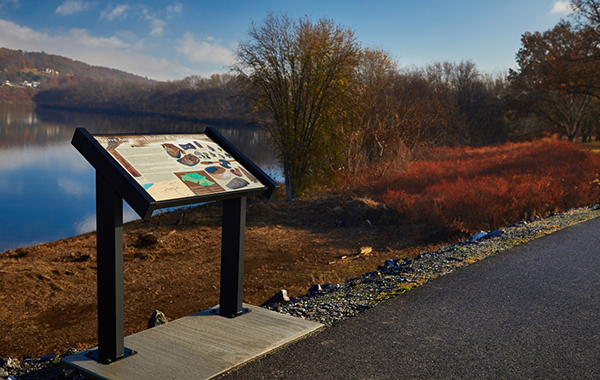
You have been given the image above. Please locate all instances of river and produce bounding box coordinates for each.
[0,104,279,252]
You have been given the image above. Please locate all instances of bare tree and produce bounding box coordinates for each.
[231,13,360,199]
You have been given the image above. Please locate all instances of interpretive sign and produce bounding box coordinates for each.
[70,127,278,365]
[94,133,265,202]
[72,127,277,219]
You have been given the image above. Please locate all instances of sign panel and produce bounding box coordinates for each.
[93,133,266,202]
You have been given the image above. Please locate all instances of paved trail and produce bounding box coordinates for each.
[219,217,600,379]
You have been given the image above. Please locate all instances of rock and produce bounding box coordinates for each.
[61,348,80,358]
[307,284,322,295]
[0,358,19,369]
[39,353,58,362]
[263,289,290,305]
[333,220,344,227]
[21,358,35,365]
[485,229,503,239]
[69,252,91,262]
[384,259,395,267]
[62,368,79,378]
[508,221,527,228]
[137,233,159,247]
[148,310,169,328]
[468,231,488,242]
[359,246,372,255]
[0,369,7,377]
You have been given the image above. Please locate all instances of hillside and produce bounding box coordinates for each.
[0,47,152,89]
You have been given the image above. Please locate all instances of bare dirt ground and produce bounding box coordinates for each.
[0,195,444,359]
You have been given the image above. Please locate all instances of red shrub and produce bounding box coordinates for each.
[342,140,600,238]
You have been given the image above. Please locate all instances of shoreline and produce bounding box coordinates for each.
[33,104,256,128]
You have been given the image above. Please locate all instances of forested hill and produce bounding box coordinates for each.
[0,47,152,85]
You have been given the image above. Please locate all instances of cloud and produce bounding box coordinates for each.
[57,178,89,197]
[100,3,130,21]
[75,207,138,234]
[550,1,573,14]
[0,0,19,10]
[0,19,194,80]
[166,3,182,16]
[176,32,234,65]
[56,0,94,16]
[150,18,166,36]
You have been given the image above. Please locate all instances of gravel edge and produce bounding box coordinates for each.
[262,203,600,325]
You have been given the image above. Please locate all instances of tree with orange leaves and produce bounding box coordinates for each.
[508,21,600,141]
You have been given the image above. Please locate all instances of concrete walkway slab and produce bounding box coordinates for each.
[61,304,323,380]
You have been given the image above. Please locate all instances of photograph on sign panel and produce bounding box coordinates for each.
[93,134,264,201]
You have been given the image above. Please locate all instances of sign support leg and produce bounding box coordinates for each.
[220,196,247,317]
[94,172,126,363]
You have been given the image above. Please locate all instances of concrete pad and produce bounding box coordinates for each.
[61,304,323,380]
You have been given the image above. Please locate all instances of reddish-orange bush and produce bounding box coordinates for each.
[342,140,600,239]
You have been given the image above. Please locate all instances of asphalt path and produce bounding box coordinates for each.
[219,216,600,379]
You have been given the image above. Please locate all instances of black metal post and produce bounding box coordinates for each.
[220,196,247,317]
[95,172,125,363]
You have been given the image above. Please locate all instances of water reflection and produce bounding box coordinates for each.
[0,105,279,252]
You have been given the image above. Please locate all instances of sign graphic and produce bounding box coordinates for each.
[93,133,265,202]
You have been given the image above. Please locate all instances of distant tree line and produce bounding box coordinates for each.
[33,74,251,124]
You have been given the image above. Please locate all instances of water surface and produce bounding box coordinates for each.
[0,104,278,252]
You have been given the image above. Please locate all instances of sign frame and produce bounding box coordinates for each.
[72,127,278,219]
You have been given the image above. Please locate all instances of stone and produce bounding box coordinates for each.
[359,246,372,255]
[148,310,169,328]
[263,289,290,305]
[307,284,322,295]
[468,231,488,242]
[137,233,159,247]
[384,259,395,267]
[0,358,19,369]
[485,229,503,239]
[508,221,527,228]
[39,353,58,362]
[0,369,7,377]
[61,348,79,358]
[62,368,79,378]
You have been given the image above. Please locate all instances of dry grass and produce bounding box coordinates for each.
[342,139,600,237]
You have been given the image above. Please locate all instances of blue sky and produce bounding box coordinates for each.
[0,0,573,81]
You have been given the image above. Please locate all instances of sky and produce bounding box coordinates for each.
[0,0,575,81]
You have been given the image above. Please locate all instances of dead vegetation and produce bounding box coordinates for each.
[0,196,440,359]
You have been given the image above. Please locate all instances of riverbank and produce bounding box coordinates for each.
[0,195,444,360]
[3,202,600,380]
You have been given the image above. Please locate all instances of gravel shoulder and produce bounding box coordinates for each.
[261,203,600,325]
